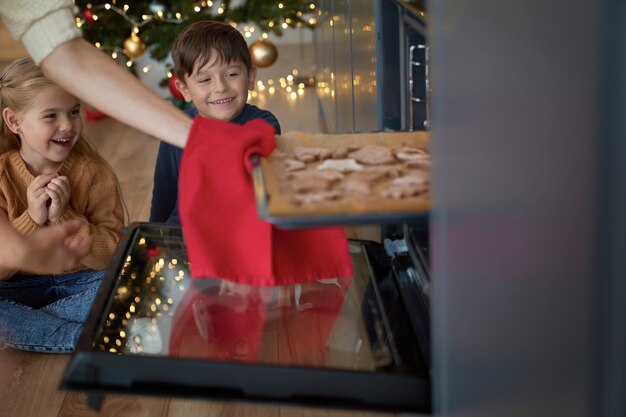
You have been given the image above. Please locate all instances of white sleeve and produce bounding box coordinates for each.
[0,1,81,65]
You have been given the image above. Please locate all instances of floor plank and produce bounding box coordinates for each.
[58,392,169,417]
[167,399,279,417]
[11,355,69,417]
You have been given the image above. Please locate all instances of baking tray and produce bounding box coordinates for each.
[252,131,431,229]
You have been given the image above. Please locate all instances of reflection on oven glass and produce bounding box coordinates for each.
[93,226,395,372]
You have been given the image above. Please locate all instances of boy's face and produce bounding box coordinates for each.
[176,53,256,122]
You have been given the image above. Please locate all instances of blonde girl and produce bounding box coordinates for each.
[0,57,124,352]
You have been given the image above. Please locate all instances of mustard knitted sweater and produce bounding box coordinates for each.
[0,150,124,280]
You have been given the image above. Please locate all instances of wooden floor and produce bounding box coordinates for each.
[0,45,387,416]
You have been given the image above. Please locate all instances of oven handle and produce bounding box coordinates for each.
[409,44,430,130]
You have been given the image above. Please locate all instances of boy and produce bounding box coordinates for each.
[150,20,281,224]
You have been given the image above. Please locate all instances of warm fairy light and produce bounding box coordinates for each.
[309,3,315,9]
[95,42,101,48]
[208,1,213,6]
[176,12,182,19]
[278,3,284,8]
[123,4,129,12]
[286,86,292,93]
[298,88,304,96]
[262,32,268,39]
[290,91,297,100]
[218,7,224,13]
[298,82,305,89]
[309,17,317,25]
[245,31,251,38]
[285,18,292,24]
[268,21,274,27]
[105,4,111,10]
[194,5,201,12]
[142,66,149,73]
[281,22,288,29]
[269,86,276,94]
[268,79,274,85]
[126,60,132,67]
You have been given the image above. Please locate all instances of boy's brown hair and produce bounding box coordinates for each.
[172,20,252,81]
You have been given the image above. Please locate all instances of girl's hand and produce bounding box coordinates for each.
[27,174,56,226]
[46,176,71,222]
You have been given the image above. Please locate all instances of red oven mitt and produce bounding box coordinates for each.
[179,116,353,286]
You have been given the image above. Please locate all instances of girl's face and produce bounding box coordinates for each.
[3,85,82,175]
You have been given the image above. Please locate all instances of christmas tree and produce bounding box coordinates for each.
[73,0,317,67]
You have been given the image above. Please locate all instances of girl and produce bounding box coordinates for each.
[0,57,125,352]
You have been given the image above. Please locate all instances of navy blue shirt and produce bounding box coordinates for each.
[149,104,281,224]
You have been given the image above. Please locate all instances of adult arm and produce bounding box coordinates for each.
[0,215,92,277]
[40,38,192,147]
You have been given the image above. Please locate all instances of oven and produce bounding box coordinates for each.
[61,219,433,414]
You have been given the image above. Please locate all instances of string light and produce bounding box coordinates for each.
[77,2,319,124]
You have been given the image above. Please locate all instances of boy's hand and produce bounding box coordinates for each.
[46,175,71,222]
[27,174,56,226]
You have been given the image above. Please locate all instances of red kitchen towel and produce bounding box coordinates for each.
[179,116,353,286]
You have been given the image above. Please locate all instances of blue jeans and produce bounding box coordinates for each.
[0,269,104,353]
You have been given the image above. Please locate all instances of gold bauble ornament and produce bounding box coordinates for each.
[124,32,146,58]
[249,39,278,68]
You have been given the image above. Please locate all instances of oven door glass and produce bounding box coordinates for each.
[62,223,431,413]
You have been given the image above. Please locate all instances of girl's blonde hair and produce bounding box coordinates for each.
[0,57,100,158]
[0,57,128,222]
